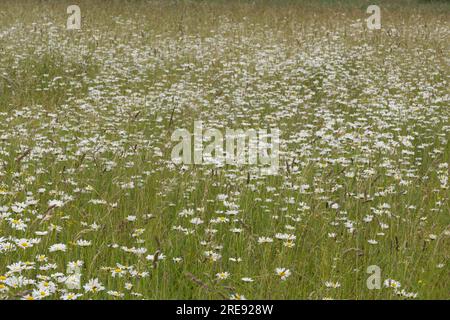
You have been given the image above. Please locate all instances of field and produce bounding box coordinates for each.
[0,0,449,300]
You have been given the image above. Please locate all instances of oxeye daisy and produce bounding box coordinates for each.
[76,239,91,247]
[36,255,47,262]
[190,217,204,225]
[124,283,133,290]
[257,236,273,244]
[384,279,401,289]
[15,239,32,249]
[230,293,247,300]
[0,1,447,301]
[107,290,124,298]
[83,278,105,293]
[216,271,230,280]
[275,268,291,281]
[111,266,126,278]
[61,292,83,300]
[325,281,341,289]
[49,243,67,252]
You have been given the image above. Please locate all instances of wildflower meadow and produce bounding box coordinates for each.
[0,0,449,300]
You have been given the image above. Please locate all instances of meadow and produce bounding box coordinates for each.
[0,0,449,300]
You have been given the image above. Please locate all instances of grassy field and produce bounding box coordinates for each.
[0,0,449,300]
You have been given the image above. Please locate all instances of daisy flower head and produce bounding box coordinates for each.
[49,243,67,252]
[230,293,247,300]
[384,279,401,289]
[216,271,230,280]
[275,268,291,281]
[61,292,82,300]
[83,278,105,293]
[325,281,341,289]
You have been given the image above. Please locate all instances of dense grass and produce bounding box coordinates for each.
[0,0,449,300]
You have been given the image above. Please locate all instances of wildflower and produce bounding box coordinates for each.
[67,260,84,273]
[7,262,29,273]
[36,255,48,262]
[325,281,341,288]
[179,209,195,217]
[124,283,133,290]
[230,293,247,300]
[384,279,401,289]
[75,239,91,247]
[107,290,125,298]
[48,200,64,208]
[204,251,221,262]
[83,278,105,293]
[111,266,126,278]
[395,289,418,299]
[257,237,273,244]
[49,243,67,252]
[61,293,82,300]
[65,274,81,290]
[275,233,296,241]
[146,253,166,261]
[283,240,295,248]
[190,217,204,225]
[8,218,27,231]
[15,239,33,249]
[216,272,230,280]
[32,288,50,299]
[275,268,291,281]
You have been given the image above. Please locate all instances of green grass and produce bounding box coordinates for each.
[0,0,449,300]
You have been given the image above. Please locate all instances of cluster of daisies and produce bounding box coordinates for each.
[0,4,448,300]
